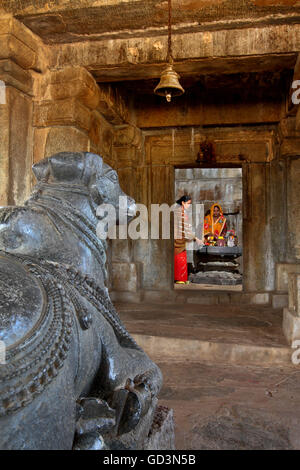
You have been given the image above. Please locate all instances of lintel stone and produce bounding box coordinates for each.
[49,24,299,80]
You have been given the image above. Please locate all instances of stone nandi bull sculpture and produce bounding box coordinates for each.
[0,152,162,450]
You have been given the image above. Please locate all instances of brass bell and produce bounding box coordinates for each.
[154,63,185,102]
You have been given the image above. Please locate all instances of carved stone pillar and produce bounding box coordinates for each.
[113,124,143,197]
[276,117,300,281]
[283,274,300,344]
[279,84,300,338]
[33,68,129,165]
[0,16,44,205]
[110,125,144,300]
[33,67,98,162]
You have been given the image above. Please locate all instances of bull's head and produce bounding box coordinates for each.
[32,152,136,222]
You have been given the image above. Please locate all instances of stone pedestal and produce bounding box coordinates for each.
[144,406,176,451]
[283,309,300,344]
[191,246,243,286]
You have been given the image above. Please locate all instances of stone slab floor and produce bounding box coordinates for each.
[116,302,300,450]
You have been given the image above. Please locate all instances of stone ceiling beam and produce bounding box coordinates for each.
[0,0,144,16]
[3,0,300,45]
[48,24,299,81]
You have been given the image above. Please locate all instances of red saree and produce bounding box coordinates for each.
[174,205,195,282]
[174,250,188,282]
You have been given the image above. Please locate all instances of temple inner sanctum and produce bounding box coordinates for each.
[0,0,300,450]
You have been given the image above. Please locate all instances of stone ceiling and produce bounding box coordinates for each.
[1,0,300,44]
[0,1,298,102]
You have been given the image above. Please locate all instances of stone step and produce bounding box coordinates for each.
[132,333,291,366]
[112,289,289,309]
[118,302,292,367]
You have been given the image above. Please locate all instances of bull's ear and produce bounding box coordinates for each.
[89,175,104,205]
[32,159,50,182]
[85,154,105,203]
[83,153,103,185]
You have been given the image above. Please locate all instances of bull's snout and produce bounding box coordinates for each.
[118,192,136,221]
[127,200,137,218]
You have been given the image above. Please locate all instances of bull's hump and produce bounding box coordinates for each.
[0,255,46,348]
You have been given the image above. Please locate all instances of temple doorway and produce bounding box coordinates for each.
[174,167,243,291]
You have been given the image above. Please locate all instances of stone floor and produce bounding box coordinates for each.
[174,283,243,291]
[116,302,300,450]
[157,360,300,450]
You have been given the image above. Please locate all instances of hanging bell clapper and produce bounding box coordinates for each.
[165,91,172,102]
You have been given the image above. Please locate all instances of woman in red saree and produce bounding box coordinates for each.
[203,203,227,243]
[174,195,202,284]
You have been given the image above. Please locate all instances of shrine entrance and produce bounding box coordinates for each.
[174,166,243,292]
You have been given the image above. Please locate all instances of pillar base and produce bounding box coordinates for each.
[283,308,300,345]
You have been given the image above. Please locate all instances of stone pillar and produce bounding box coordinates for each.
[34,67,99,162]
[275,116,300,306]
[113,124,143,197]
[33,68,130,165]
[271,84,300,314]
[110,238,142,301]
[135,164,174,292]
[283,274,300,344]
[286,156,300,261]
[282,60,300,264]
[110,125,144,300]
[232,162,274,294]
[0,16,44,205]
